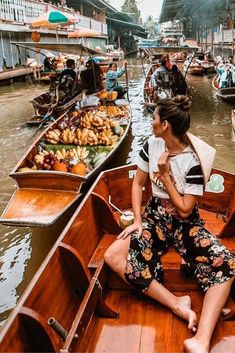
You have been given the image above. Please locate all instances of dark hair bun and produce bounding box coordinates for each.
[174,95,191,111]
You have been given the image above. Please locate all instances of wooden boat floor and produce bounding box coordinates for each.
[85,290,235,353]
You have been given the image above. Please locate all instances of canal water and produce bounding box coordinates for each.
[0,58,235,327]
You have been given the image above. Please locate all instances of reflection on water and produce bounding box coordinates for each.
[0,58,235,328]
[0,228,32,322]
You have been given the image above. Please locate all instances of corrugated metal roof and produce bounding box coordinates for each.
[159,0,231,26]
[159,0,184,23]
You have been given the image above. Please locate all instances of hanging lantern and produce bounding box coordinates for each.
[31,31,41,42]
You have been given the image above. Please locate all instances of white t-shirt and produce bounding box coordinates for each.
[136,135,204,199]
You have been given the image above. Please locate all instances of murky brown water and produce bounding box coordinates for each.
[0,58,234,327]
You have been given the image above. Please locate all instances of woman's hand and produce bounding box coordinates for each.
[117,221,142,239]
[158,151,170,177]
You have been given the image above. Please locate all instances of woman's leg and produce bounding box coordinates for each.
[104,237,197,330]
[184,277,234,353]
[104,236,130,283]
[177,220,235,353]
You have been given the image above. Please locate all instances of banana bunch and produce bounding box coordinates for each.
[54,148,69,160]
[80,113,93,129]
[34,149,50,165]
[92,116,111,131]
[70,146,89,160]
[74,128,99,146]
[60,128,76,144]
[45,129,61,144]
[98,105,126,118]
[98,129,118,146]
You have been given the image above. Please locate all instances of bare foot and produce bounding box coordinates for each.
[184,337,209,353]
[172,295,197,331]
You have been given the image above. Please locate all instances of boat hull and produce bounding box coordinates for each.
[0,165,235,352]
[1,103,131,226]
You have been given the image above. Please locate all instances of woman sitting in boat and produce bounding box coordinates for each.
[171,64,187,95]
[104,95,235,353]
[80,59,103,93]
[150,57,171,89]
[105,61,127,98]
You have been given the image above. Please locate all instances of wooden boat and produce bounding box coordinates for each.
[30,90,83,120]
[212,75,235,103]
[201,61,216,75]
[26,115,56,128]
[0,164,235,352]
[231,109,235,132]
[183,62,204,76]
[0,99,131,227]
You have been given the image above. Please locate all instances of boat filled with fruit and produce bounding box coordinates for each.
[1,94,131,227]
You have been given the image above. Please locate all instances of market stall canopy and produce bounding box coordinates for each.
[159,0,226,27]
[159,0,184,23]
[68,28,101,38]
[106,15,148,38]
[11,42,108,56]
[184,39,199,48]
[31,10,78,28]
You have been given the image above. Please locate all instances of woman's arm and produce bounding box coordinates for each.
[158,152,199,218]
[116,66,125,78]
[117,168,148,238]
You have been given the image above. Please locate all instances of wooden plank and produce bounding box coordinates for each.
[1,188,80,226]
[0,67,35,80]
[62,262,118,353]
[88,233,116,270]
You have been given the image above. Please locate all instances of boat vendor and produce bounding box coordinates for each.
[80,59,103,93]
[105,60,127,98]
[43,52,55,71]
[150,57,171,89]
[104,95,235,353]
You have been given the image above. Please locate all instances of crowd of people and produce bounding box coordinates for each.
[43,51,127,103]
[215,55,235,88]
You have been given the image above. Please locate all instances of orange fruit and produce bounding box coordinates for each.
[71,111,79,117]
[70,162,87,176]
[53,162,68,172]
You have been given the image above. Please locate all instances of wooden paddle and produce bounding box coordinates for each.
[125,62,130,101]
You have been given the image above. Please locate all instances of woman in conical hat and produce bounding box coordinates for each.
[104,95,235,353]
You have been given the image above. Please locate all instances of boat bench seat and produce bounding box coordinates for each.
[218,190,235,238]
[88,233,116,271]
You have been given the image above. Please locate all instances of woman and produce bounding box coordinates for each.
[105,61,127,98]
[104,95,235,353]
[80,59,103,93]
[171,64,187,95]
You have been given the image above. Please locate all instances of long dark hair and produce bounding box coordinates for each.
[156,95,191,137]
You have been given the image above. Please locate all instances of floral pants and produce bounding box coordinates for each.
[124,197,235,292]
